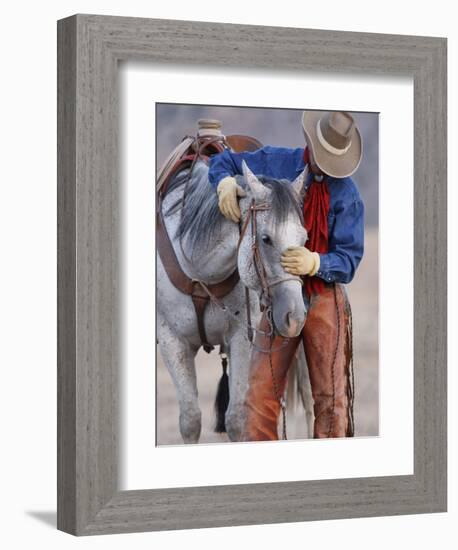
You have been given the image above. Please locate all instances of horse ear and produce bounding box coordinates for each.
[291,166,308,201]
[242,160,267,199]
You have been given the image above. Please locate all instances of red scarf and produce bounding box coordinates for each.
[302,147,330,299]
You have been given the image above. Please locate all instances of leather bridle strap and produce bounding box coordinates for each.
[237,215,254,344]
[237,199,302,300]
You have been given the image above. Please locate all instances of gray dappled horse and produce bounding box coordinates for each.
[157,159,312,443]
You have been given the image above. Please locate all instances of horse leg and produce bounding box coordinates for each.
[224,329,252,441]
[157,320,201,444]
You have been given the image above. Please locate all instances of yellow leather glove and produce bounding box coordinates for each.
[216,176,247,223]
[281,246,320,276]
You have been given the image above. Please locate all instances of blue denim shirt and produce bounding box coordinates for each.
[208,145,365,284]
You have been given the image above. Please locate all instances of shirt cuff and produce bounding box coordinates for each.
[316,253,334,283]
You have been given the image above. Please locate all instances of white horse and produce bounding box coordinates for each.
[157,159,313,443]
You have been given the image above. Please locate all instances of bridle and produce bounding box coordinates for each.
[237,198,303,306]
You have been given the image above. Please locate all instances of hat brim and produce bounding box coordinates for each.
[301,111,362,178]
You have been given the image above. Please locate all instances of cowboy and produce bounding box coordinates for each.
[208,111,364,439]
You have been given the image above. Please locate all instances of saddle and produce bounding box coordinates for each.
[157,133,262,195]
[156,127,262,352]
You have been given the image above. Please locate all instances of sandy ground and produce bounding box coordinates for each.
[157,229,379,445]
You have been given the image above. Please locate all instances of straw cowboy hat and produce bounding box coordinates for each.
[301,110,363,178]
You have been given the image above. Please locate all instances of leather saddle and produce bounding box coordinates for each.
[156,133,262,352]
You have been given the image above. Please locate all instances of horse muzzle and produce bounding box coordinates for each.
[270,282,306,338]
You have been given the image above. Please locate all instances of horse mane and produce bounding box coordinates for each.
[164,161,224,252]
[254,175,304,225]
[163,160,303,253]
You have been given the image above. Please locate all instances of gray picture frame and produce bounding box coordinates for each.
[57,14,447,536]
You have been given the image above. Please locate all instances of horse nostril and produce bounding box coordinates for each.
[284,312,299,336]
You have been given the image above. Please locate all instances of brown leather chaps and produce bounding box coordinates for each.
[242,283,353,440]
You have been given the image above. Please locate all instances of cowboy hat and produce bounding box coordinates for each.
[301,110,363,178]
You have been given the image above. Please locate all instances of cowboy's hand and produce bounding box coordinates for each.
[216,176,247,223]
[281,246,320,276]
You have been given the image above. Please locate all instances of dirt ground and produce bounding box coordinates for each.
[157,228,379,445]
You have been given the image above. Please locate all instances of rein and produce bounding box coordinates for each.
[241,200,287,439]
[238,199,302,439]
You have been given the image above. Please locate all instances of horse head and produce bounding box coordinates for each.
[237,161,307,338]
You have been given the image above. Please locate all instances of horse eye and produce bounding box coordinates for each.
[261,234,273,245]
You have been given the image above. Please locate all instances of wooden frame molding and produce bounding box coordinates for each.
[57,14,447,535]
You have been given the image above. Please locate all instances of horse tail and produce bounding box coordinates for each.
[214,354,230,433]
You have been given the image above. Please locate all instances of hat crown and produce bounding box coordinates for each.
[329,111,354,136]
[320,112,355,150]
